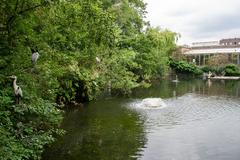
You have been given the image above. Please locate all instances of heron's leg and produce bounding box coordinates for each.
[16,96,19,104]
[15,96,18,104]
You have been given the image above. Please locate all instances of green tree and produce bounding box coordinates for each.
[132,27,177,80]
[0,0,177,159]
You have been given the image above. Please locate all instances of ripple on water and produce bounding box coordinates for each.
[135,93,240,160]
[128,93,240,130]
[167,93,240,123]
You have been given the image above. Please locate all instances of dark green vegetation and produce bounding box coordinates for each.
[170,58,240,77]
[169,58,203,75]
[0,0,177,159]
[201,66,225,75]
[201,64,240,76]
[224,64,240,76]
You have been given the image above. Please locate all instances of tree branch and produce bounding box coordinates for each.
[14,0,19,12]
[7,1,47,31]
[18,2,45,15]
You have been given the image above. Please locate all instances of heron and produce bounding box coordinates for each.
[31,48,39,65]
[9,75,23,104]
[96,56,101,63]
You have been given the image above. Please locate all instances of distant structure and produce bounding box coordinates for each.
[192,41,219,48]
[182,38,240,65]
[179,45,191,53]
[220,38,240,46]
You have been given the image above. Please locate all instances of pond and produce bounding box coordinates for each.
[43,78,240,160]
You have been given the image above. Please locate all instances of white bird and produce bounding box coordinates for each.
[172,75,179,83]
[96,56,101,63]
[9,75,23,104]
[31,48,39,65]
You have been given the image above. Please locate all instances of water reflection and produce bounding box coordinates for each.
[206,79,212,88]
[43,79,240,160]
[43,100,147,160]
[132,78,240,99]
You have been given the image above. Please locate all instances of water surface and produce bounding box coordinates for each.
[43,79,240,160]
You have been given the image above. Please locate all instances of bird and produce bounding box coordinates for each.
[172,75,179,83]
[207,71,213,79]
[31,48,40,65]
[96,56,101,63]
[9,75,23,104]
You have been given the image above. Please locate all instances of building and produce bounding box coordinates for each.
[183,38,240,66]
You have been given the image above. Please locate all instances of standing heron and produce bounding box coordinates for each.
[9,75,23,104]
[31,48,39,65]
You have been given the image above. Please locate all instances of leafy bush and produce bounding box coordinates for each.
[224,64,240,76]
[169,59,203,75]
[201,66,224,75]
[0,87,64,160]
[201,64,240,76]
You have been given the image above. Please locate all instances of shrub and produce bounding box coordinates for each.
[201,66,224,76]
[224,64,240,76]
[169,59,203,75]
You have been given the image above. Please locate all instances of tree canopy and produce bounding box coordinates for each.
[0,0,177,159]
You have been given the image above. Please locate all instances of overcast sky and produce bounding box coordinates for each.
[143,0,240,45]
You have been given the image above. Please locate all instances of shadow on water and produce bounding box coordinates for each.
[43,78,240,160]
[43,99,147,160]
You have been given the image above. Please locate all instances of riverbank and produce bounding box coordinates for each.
[209,76,240,80]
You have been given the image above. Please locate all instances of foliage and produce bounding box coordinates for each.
[169,59,203,75]
[105,49,140,95]
[0,0,177,159]
[201,64,240,76]
[201,66,225,76]
[224,64,240,76]
[0,79,64,160]
[130,28,177,80]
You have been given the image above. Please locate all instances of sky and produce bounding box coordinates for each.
[143,0,240,45]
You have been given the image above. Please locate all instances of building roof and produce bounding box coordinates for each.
[220,38,240,44]
[183,37,240,55]
[191,41,219,47]
[184,47,240,55]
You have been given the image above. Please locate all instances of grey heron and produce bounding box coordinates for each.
[9,75,23,104]
[31,48,39,65]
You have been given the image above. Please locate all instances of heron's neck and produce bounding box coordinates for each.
[13,79,17,90]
